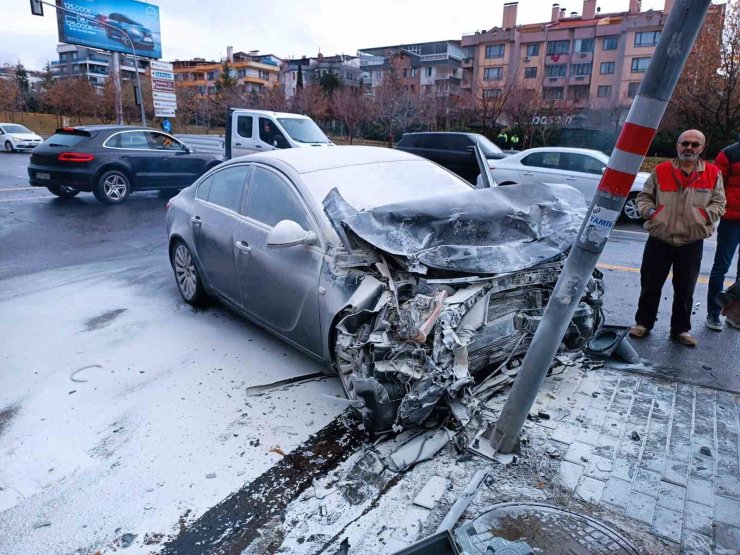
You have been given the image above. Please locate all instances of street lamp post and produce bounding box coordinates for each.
[37,0,147,127]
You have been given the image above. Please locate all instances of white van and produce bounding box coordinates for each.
[226,109,334,159]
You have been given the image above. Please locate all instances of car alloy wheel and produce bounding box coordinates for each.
[4,141,13,153]
[95,170,131,204]
[622,194,642,222]
[172,242,207,306]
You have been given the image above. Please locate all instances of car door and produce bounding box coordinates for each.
[231,114,257,157]
[191,165,252,306]
[113,130,169,188]
[257,117,289,151]
[560,152,605,204]
[234,165,323,355]
[517,151,567,186]
[147,131,203,188]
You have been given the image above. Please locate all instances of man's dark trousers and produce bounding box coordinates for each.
[707,220,740,317]
[635,236,704,335]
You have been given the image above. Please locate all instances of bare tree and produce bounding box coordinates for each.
[291,85,329,121]
[0,79,19,120]
[331,86,372,143]
[175,85,200,131]
[373,54,414,146]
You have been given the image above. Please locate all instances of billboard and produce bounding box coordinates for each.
[56,0,162,59]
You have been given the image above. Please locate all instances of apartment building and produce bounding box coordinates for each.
[461,0,724,121]
[172,48,281,96]
[282,54,361,98]
[358,41,464,96]
[52,44,148,86]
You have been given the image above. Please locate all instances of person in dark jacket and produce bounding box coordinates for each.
[707,137,740,330]
[629,129,726,347]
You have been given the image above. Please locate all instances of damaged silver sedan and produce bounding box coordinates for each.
[166,146,604,433]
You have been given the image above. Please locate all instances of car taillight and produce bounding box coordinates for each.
[58,152,94,162]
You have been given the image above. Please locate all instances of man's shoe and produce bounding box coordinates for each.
[672,332,698,347]
[706,314,723,331]
[629,324,649,338]
[727,318,740,330]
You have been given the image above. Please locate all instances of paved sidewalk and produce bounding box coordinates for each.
[538,367,740,554]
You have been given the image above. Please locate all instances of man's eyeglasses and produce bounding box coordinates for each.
[679,141,702,148]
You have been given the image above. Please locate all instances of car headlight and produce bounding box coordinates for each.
[12,136,23,141]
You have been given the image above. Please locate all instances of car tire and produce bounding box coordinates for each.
[171,241,208,307]
[94,169,131,204]
[47,184,80,198]
[4,141,14,153]
[622,193,642,223]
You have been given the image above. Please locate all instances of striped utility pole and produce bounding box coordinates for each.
[491,0,713,454]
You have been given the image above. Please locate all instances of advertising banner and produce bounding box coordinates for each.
[56,0,162,59]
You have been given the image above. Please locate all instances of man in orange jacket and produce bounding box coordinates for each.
[706,137,740,330]
[629,129,726,346]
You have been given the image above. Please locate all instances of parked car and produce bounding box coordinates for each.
[226,108,334,159]
[98,12,156,50]
[490,147,649,222]
[28,125,224,203]
[395,132,508,184]
[166,146,605,433]
[0,123,43,152]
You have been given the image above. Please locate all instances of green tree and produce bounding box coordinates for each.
[214,59,237,93]
[14,62,30,112]
[318,70,342,97]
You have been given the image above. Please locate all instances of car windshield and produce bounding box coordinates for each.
[44,132,87,147]
[475,135,503,156]
[301,160,473,211]
[277,118,332,144]
[3,125,32,134]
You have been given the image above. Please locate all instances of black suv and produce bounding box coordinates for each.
[395,132,507,184]
[28,125,224,204]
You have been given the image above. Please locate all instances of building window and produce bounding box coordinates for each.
[463,46,475,60]
[631,57,651,73]
[483,88,503,99]
[574,38,594,53]
[207,71,217,80]
[544,87,564,100]
[572,85,589,102]
[597,85,612,97]
[259,70,270,80]
[600,61,615,74]
[628,82,641,97]
[425,67,432,77]
[634,31,661,47]
[546,40,570,55]
[526,44,540,57]
[524,66,537,79]
[485,44,505,59]
[602,36,618,51]
[483,67,503,80]
[570,63,592,76]
[545,64,567,78]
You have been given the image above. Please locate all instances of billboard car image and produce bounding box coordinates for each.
[57,0,162,59]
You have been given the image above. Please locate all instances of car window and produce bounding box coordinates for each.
[441,135,473,151]
[581,154,605,175]
[521,151,562,169]
[117,131,151,149]
[246,167,310,229]
[236,116,252,138]
[147,132,184,151]
[397,135,418,148]
[47,132,88,147]
[195,175,213,201]
[206,166,251,212]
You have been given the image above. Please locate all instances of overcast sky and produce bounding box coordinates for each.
[2,0,674,70]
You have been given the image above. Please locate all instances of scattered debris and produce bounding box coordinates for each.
[245,372,330,396]
[32,521,51,529]
[270,447,287,457]
[120,533,137,548]
[436,468,489,532]
[700,446,712,457]
[413,476,449,510]
[630,431,641,441]
[205,473,216,479]
[385,428,455,472]
[70,364,102,383]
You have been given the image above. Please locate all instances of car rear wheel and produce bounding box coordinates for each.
[171,241,208,306]
[622,193,642,223]
[95,170,131,204]
[47,184,80,198]
[4,141,14,153]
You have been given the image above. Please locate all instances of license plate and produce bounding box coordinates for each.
[36,172,50,180]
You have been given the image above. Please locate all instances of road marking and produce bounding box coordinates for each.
[597,262,734,287]
[0,187,38,192]
[0,196,51,203]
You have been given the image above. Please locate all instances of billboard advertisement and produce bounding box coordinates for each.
[56,0,162,59]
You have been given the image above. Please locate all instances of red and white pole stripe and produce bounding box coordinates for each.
[599,95,668,198]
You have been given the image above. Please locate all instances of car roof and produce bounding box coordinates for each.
[230,146,421,174]
[514,146,606,156]
[58,125,152,133]
[231,109,311,119]
[402,131,479,138]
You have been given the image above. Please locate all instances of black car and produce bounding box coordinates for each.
[395,132,507,184]
[29,126,224,204]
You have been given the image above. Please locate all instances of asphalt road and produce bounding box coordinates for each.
[0,150,738,393]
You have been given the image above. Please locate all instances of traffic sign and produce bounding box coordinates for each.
[153,91,177,102]
[153,100,178,110]
[151,79,175,92]
[155,108,177,117]
[150,60,174,72]
[161,119,172,133]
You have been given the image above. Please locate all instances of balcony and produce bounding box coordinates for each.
[462,57,473,68]
[437,76,462,86]
[568,74,591,85]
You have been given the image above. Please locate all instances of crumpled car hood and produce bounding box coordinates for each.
[339,183,587,274]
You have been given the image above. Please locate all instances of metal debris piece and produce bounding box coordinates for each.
[121,533,137,548]
[436,468,489,533]
[245,371,330,396]
[630,431,641,441]
[700,446,712,456]
[32,521,52,529]
[413,476,449,510]
[385,428,455,472]
[205,473,216,479]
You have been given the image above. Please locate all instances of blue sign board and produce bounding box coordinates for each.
[56,0,162,59]
[161,119,172,133]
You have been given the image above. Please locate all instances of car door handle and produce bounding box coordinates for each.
[565,177,577,181]
[255,145,262,149]
[191,216,201,226]
[235,241,251,253]
[235,142,242,146]
[523,171,534,176]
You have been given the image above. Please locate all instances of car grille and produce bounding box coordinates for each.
[469,331,531,372]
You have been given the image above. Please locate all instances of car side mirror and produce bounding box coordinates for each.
[274,135,289,149]
[267,219,317,248]
[185,146,194,154]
